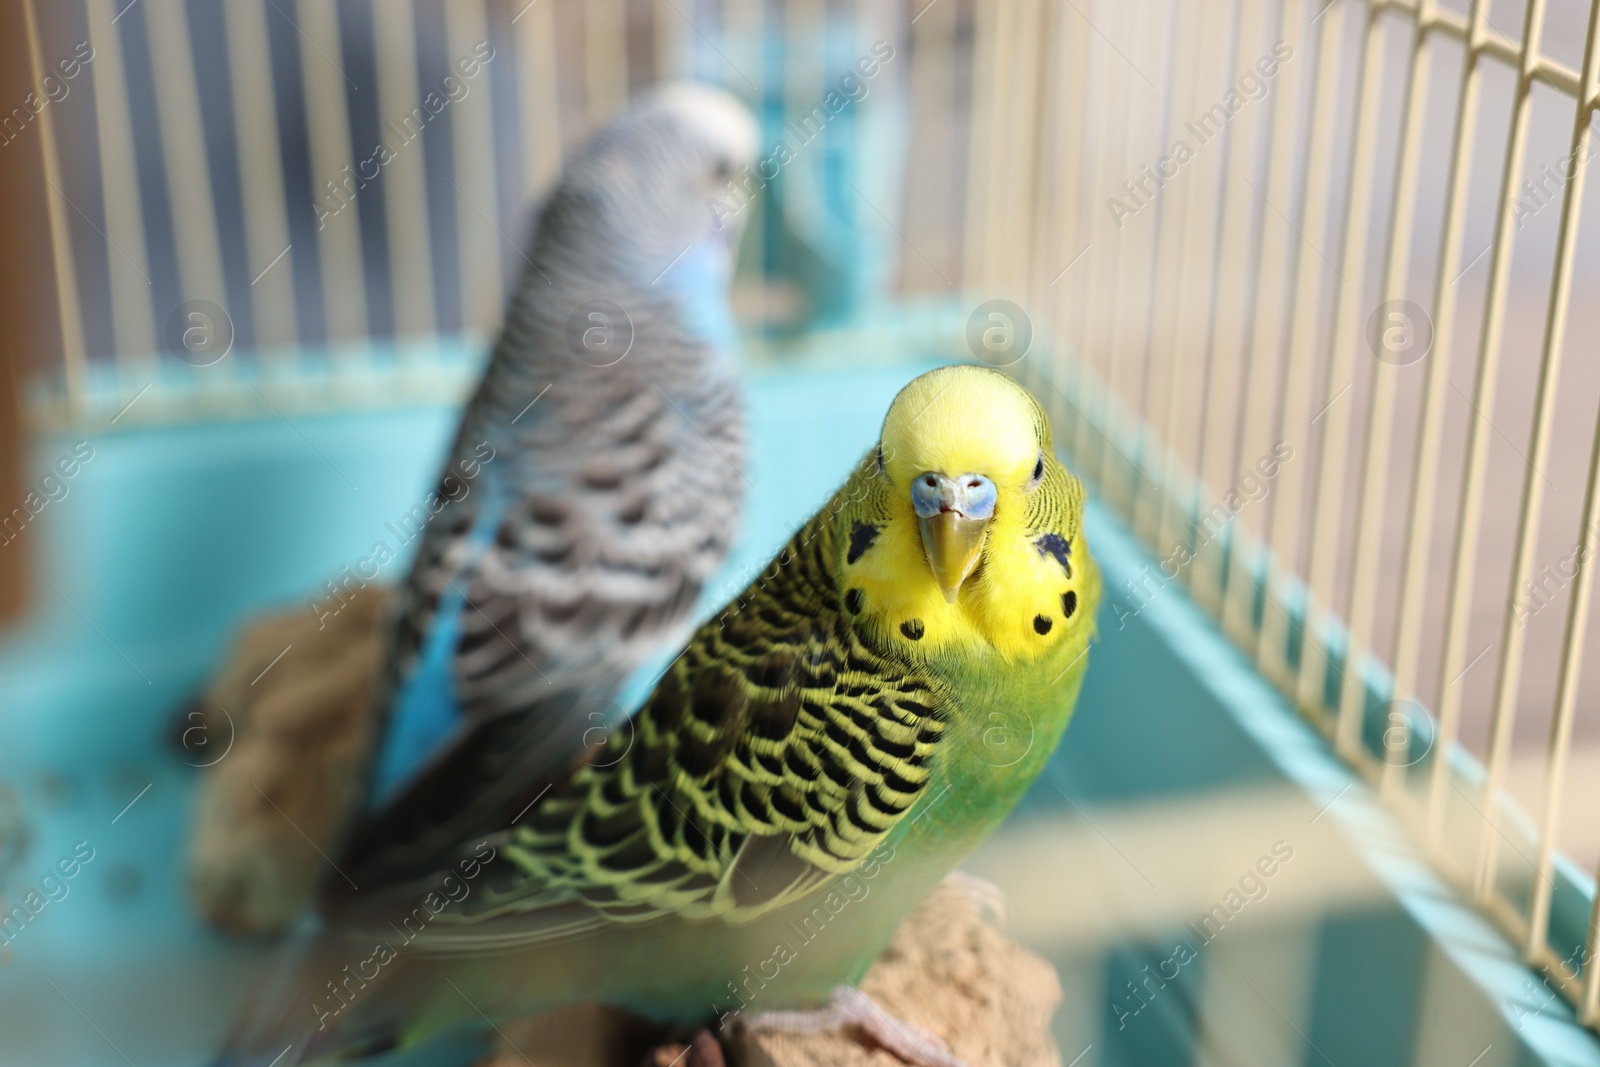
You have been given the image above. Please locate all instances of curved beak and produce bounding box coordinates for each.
[912,471,996,603]
[919,511,989,603]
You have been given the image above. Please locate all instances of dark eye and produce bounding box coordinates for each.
[1028,453,1045,487]
[713,158,734,182]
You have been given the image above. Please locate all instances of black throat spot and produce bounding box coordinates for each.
[848,522,881,564]
[1033,533,1072,577]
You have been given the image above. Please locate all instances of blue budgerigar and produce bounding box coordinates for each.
[350,84,760,877]
[183,86,757,935]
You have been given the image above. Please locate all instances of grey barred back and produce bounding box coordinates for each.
[350,85,759,880]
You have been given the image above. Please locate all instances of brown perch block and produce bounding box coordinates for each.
[480,875,1064,1067]
[186,587,390,934]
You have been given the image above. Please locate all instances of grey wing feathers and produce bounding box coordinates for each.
[393,364,741,729]
[353,324,743,879]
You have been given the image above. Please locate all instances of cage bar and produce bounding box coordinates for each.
[372,0,437,346]
[585,0,629,123]
[445,0,502,339]
[1515,0,1600,968]
[1257,0,1343,693]
[1363,1,1431,800]
[20,0,86,411]
[87,0,159,376]
[1465,0,1552,907]
[146,0,229,318]
[224,0,299,355]
[1421,0,1498,855]
[1301,1,1378,755]
[1223,0,1305,648]
[515,0,563,201]
[296,0,369,350]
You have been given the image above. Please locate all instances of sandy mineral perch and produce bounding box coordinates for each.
[184,587,389,935]
[479,875,1063,1067]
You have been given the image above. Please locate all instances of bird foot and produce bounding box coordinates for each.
[741,985,971,1067]
[643,1028,725,1067]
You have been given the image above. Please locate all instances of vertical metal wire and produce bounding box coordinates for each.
[1103,0,1141,479]
[1015,0,1048,296]
[1569,8,1600,1024]
[445,0,502,338]
[1154,1,1234,563]
[1256,1,1343,692]
[1192,0,1248,510]
[20,0,87,409]
[962,0,1003,295]
[655,0,682,82]
[516,0,563,202]
[1064,5,1101,468]
[901,0,959,295]
[1423,0,1545,880]
[1299,0,1378,751]
[1091,0,1131,497]
[1296,2,1378,740]
[992,0,1027,293]
[1475,0,1577,906]
[1189,0,1248,599]
[1190,0,1265,616]
[724,0,761,347]
[1069,2,1121,479]
[86,0,159,372]
[1056,1,1093,472]
[992,0,1028,299]
[1113,0,1152,460]
[1022,0,1061,406]
[1414,4,1495,849]
[372,0,436,346]
[1350,2,1435,797]
[1063,1,1087,452]
[1583,497,1600,1019]
[1002,0,1045,299]
[1131,0,1196,543]
[297,0,368,349]
[1096,0,1154,516]
[224,0,298,353]
[1048,2,1092,458]
[781,0,820,311]
[962,0,1000,295]
[585,0,628,122]
[1526,14,1597,953]
[1119,0,1180,514]
[1223,0,1306,647]
[145,0,229,319]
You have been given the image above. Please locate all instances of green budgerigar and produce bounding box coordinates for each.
[218,365,1100,1067]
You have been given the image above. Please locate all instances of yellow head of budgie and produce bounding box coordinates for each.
[836,364,1095,662]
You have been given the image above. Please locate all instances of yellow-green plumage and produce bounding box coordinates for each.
[223,365,1099,1065]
